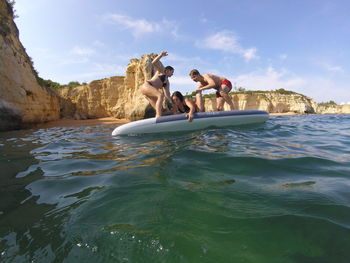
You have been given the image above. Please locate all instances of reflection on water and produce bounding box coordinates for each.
[0,115,350,262]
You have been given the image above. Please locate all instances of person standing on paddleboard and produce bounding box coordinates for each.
[140,51,174,118]
[189,69,235,111]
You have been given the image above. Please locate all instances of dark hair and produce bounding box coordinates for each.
[189,69,200,77]
[171,91,184,102]
[165,66,174,72]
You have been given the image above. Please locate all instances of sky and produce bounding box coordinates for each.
[13,0,350,104]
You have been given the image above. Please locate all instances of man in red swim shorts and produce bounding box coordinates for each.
[189,69,235,111]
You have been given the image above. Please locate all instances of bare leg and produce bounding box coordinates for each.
[155,93,164,117]
[216,97,225,111]
[195,90,205,112]
[219,85,234,110]
[145,96,157,110]
[140,82,164,117]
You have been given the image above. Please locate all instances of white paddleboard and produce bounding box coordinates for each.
[112,110,269,136]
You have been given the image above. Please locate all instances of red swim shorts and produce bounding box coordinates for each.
[215,79,232,98]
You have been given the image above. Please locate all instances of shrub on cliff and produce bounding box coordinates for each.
[37,77,63,89]
[37,78,83,89]
[318,100,337,107]
[67,81,81,88]
[5,0,17,18]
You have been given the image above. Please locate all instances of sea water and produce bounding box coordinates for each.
[0,115,349,263]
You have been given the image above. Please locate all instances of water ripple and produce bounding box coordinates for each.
[1,115,350,262]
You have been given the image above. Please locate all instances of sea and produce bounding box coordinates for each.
[0,114,349,263]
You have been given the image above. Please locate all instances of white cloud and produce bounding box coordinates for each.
[200,17,208,23]
[102,14,179,38]
[92,40,106,48]
[104,14,160,37]
[59,57,89,65]
[279,54,288,60]
[70,46,95,56]
[232,66,349,103]
[234,67,304,91]
[171,76,193,86]
[164,53,205,64]
[322,63,344,72]
[197,31,258,61]
[65,63,125,83]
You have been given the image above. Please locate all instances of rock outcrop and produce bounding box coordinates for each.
[203,92,318,113]
[0,0,60,131]
[316,104,350,114]
[56,54,158,121]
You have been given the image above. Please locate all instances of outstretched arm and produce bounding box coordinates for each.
[163,84,172,102]
[185,98,196,122]
[196,76,216,91]
[152,51,168,73]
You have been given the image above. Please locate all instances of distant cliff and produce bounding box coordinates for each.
[316,104,350,114]
[0,0,60,131]
[203,92,318,113]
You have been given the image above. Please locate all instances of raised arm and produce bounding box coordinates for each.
[152,51,168,73]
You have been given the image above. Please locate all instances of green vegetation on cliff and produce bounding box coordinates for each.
[185,88,305,99]
[37,77,86,89]
[318,100,337,107]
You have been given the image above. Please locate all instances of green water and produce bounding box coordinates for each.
[1,115,350,262]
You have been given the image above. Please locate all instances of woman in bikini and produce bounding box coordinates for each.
[140,51,174,118]
[171,91,204,122]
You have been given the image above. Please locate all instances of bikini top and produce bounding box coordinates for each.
[158,74,168,87]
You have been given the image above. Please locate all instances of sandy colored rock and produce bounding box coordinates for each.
[0,0,60,131]
[56,54,158,121]
[203,92,318,114]
[316,104,350,114]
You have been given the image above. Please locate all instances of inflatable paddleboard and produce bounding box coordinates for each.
[112,110,269,136]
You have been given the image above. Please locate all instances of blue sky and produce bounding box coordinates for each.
[14,0,350,103]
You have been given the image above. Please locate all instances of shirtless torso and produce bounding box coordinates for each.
[197,73,226,90]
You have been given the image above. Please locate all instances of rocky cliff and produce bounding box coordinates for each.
[316,104,350,114]
[56,54,158,121]
[0,0,60,131]
[203,92,318,113]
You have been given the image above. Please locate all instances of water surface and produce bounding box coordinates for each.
[0,115,350,262]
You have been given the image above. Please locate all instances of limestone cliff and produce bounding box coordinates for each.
[203,92,318,113]
[56,54,158,120]
[0,0,60,131]
[316,104,350,114]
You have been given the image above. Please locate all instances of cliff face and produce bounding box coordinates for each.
[317,104,350,114]
[204,92,318,114]
[0,0,60,130]
[56,54,157,121]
